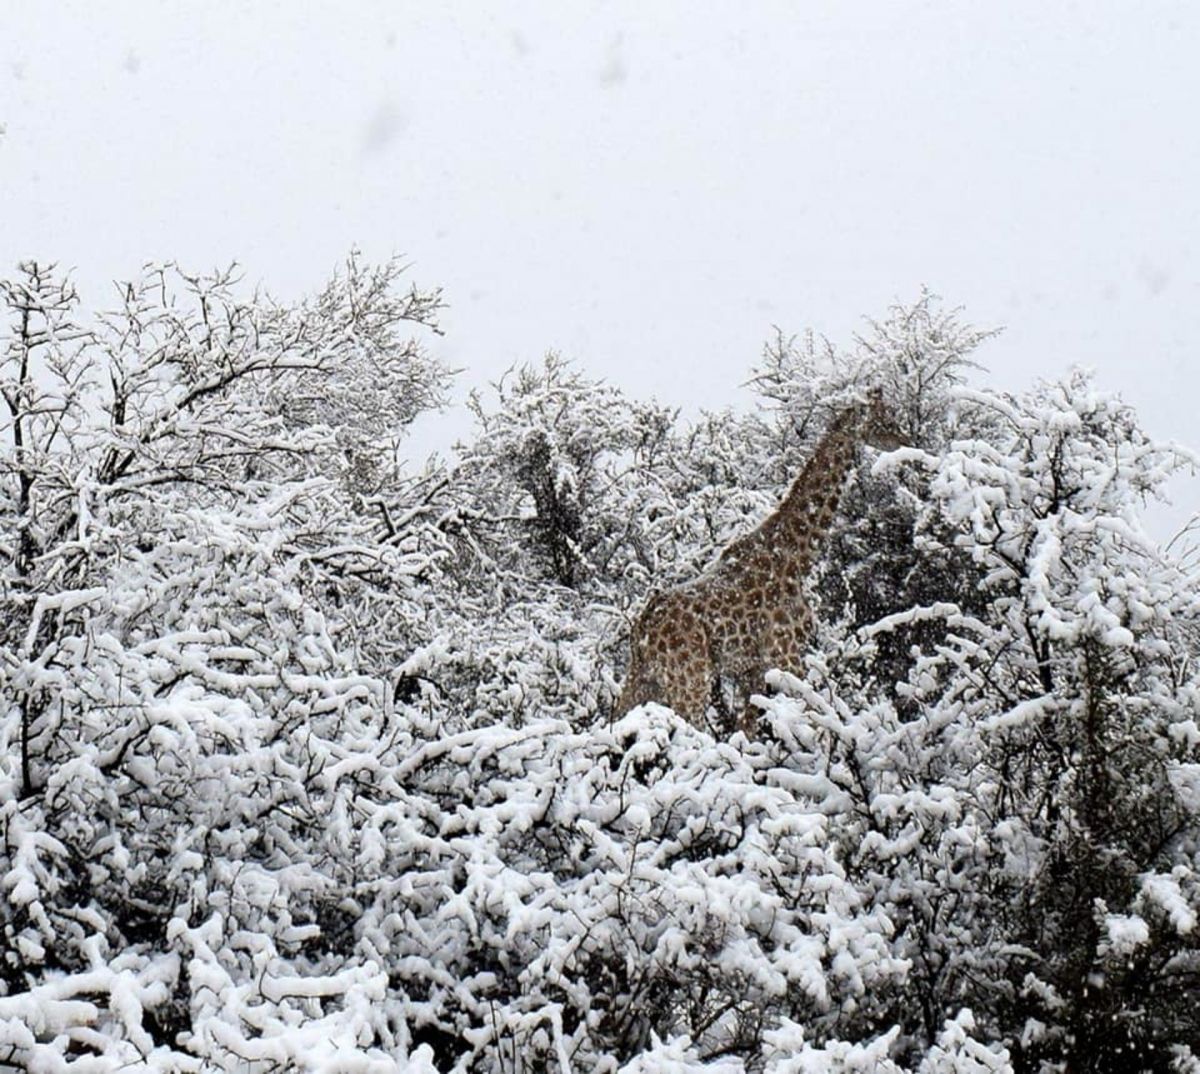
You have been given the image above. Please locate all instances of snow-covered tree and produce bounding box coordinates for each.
[748,370,1200,1070]
[2,265,1198,1074]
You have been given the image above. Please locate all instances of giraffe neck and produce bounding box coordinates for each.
[770,405,865,577]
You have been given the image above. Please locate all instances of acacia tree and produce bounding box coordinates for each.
[453,353,679,593]
[0,254,451,765]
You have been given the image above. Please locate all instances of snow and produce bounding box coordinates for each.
[1101,913,1151,956]
[1,270,1198,1070]
[1140,871,1197,936]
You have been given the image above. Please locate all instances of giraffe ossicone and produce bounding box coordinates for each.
[616,391,905,735]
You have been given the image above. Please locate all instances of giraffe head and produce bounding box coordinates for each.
[858,388,907,451]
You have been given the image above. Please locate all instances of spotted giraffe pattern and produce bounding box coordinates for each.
[616,394,904,734]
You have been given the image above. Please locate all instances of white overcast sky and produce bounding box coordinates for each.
[3,2,1199,534]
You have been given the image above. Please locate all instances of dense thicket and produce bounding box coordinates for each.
[1,260,1197,1073]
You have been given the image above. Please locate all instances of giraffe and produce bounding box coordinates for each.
[616,391,905,734]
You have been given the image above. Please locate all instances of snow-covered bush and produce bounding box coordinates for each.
[0,257,454,1070]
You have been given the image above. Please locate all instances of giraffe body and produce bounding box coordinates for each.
[617,395,903,732]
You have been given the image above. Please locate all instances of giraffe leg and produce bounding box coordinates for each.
[663,650,716,729]
[618,597,703,717]
[616,656,670,720]
[729,665,767,738]
[617,593,723,729]
[762,619,813,687]
[737,696,762,737]
[737,611,814,737]
[614,666,643,720]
